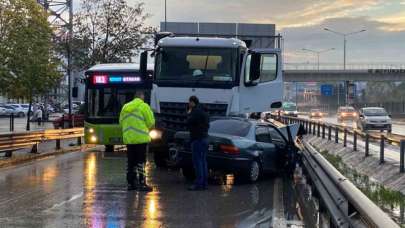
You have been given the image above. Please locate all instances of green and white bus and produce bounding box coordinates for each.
[84,63,154,151]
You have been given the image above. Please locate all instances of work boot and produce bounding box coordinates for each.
[138,176,152,192]
[127,172,137,191]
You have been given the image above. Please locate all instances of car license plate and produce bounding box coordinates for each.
[374,124,383,127]
[109,137,122,144]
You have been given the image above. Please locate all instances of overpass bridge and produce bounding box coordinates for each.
[284,63,405,82]
[284,69,405,82]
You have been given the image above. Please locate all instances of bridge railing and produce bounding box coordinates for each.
[284,62,405,70]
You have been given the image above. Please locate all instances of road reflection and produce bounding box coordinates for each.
[41,164,58,192]
[143,191,161,228]
[83,153,99,227]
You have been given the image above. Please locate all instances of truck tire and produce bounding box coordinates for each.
[182,166,195,181]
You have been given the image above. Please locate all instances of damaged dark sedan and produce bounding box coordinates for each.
[170,117,300,183]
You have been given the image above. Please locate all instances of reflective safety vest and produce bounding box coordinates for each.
[119,98,155,145]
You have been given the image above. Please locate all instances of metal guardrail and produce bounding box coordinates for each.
[300,139,399,228]
[0,128,84,157]
[271,114,405,173]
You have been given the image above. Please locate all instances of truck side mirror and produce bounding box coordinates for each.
[249,53,261,82]
[140,51,148,77]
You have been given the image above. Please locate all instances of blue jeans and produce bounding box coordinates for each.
[191,138,208,187]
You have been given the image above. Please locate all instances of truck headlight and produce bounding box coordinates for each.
[90,135,97,143]
[149,129,162,140]
[88,128,94,133]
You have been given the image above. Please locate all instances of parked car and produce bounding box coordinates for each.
[0,107,8,116]
[357,107,392,132]
[337,106,357,122]
[8,104,29,117]
[0,105,18,116]
[53,114,84,129]
[309,108,323,119]
[171,117,300,183]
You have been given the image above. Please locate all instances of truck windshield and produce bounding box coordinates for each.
[156,47,237,83]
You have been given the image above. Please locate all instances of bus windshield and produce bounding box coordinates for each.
[87,87,148,119]
[155,47,237,83]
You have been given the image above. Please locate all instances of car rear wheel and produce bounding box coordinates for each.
[182,166,195,181]
[242,160,261,183]
[18,112,25,117]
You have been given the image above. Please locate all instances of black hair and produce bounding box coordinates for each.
[189,96,199,105]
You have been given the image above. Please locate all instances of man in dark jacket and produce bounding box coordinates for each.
[187,96,209,191]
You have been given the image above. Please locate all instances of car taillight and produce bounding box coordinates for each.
[219,144,240,155]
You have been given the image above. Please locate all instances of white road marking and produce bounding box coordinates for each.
[44,192,83,212]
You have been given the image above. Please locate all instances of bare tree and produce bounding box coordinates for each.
[70,0,155,70]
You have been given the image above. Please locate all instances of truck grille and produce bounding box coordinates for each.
[158,102,228,131]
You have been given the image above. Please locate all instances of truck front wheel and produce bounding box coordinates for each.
[153,150,168,167]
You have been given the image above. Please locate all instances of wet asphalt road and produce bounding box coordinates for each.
[0,149,302,228]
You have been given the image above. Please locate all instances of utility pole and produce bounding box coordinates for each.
[164,0,167,31]
[37,0,73,126]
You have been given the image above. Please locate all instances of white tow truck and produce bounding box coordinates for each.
[140,33,284,166]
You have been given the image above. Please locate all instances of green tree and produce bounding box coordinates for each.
[70,0,155,71]
[364,82,396,103]
[0,0,62,130]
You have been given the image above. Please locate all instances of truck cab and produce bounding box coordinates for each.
[141,35,283,166]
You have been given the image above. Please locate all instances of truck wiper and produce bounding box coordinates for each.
[193,54,210,88]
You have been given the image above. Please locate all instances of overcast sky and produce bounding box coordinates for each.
[75,0,405,65]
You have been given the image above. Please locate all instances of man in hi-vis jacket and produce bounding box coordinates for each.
[120,91,155,191]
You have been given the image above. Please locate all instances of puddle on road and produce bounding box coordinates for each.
[318,148,405,227]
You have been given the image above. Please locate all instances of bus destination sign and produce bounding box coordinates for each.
[92,75,142,84]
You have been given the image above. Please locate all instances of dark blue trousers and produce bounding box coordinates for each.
[191,138,208,187]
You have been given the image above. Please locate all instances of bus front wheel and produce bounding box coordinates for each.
[105,145,114,153]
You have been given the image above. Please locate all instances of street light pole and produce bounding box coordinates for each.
[324,28,366,105]
[301,48,335,71]
[344,35,346,70]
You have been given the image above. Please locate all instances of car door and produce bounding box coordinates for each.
[255,126,278,172]
[239,50,283,113]
[268,125,289,169]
